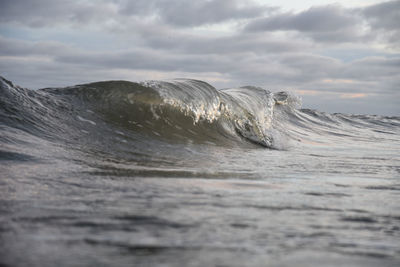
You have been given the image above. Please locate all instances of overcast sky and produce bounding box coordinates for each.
[0,0,399,115]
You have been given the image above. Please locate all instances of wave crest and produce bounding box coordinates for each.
[2,76,397,150]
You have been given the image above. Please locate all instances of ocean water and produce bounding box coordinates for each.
[0,76,399,267]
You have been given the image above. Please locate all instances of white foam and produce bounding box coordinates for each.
[77,115,96,125]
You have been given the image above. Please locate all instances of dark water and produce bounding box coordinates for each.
[0,76,399,266]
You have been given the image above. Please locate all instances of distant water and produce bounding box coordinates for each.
[1,76,399,267]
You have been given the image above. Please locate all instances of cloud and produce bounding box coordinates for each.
[0,0,117,27]
[1,0,397,47]
[0,0,399,115]
[132,26,313,55]
[245,5,359,33]
[0,36,73,56]
[299,92,400,115]
[0,0,271,28]
[1,35,398,93]
[119,0,272,27]
[362,0,400,47]
[244,4,364,44]
[363,0,400,31]
[343,57,400,81]
[244,1,400,46]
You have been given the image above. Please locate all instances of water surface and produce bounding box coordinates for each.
[1,77,399,266]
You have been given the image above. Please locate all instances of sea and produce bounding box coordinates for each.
[1,76,399,267]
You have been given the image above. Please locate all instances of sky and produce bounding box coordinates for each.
[0,0,399,115]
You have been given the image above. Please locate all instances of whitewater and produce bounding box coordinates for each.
[0,76,399,267]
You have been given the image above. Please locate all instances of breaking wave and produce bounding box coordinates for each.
[1,76,399,152]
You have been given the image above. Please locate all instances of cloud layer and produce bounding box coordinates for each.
[0,0,399,115]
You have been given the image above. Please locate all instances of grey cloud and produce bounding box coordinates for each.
[302,29,365,43]
[244,1,399,45]
[2,37,398,93]
[1,0,397,46]
[0,0,115,27]
[244,5,366,44]
[134,28,313,55]
[278,54,341,82]
[362,0,400,47]
[155,0,268,27]
[300,93,400,116]
[245,5,359,33]
[363,0,400,31]
[343,57,400,81]
[0,57,132,89]
[0,36,233,74]
[0,36,73,56]
[1,1,399,115]
[117,0,272,26]
[0,0,270,28]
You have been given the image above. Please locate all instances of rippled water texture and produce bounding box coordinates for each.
[1,77,399,266]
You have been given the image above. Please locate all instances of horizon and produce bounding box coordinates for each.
[0,0,399,115]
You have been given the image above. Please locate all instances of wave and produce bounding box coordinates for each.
[1,76,399,152]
